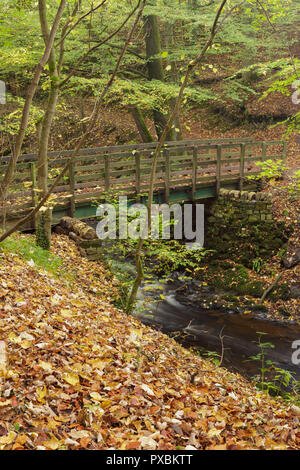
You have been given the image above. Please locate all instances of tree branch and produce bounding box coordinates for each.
[0,0,67,203]
[59,2,142,88]
[0,0,147,243]
[55,0,108,48]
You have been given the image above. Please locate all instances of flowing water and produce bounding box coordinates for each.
[134,275,300,382]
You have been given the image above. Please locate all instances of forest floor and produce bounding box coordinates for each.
[0,233,300,450]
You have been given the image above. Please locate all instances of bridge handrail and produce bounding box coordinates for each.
[0,138,256,164]
[0,139,287,224]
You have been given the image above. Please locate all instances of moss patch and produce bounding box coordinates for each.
[206,219,291,269]
[0,233,71,280]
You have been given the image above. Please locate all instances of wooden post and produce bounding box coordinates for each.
[164,149,170,203]
[69,160,75,218]
[30,162,37,208]
[192,147,198,202]
[104,155,110,194]
[282,140,287,178]
[135,152,141,202]
[262,142,267,161]
[239,143,245,191]
[248,140,253,160]
[282,140,287,163]
[30,162,37,228]
[216,145,222,195]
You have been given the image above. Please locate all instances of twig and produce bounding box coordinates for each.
[55,0,108,47]
[260,272,283,303]
[59,2,141,89]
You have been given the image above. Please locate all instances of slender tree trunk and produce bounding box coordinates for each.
[0,0,66,204]
[36,1,61,249]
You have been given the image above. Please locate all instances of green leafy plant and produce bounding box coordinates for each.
[246,332,300,402]
[0,233,71,281]
[247,160,300,197]
[252,257,264,273]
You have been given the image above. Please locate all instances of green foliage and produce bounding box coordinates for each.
[0,233,69,279]
[252,257,264,273]
[248,159,287,180]
[248,160,300,196]
[222,80,257,104]
[64,76,215,113]
[0,0,298,148]
[246,332,300,402]
[260,58,300,135]
[205,261,265,298]
[261,58,300,98]
[0,93,43,137]
[193,347,221,367]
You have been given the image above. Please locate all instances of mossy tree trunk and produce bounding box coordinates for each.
[143,13,176,141]
[35,1,61,250]
[164,19,183,140]
[130,106,154,142]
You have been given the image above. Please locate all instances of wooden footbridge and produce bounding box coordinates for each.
[0,138,287,229]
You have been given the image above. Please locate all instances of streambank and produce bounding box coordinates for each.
[57,217,300,384]
[134,272,300,383]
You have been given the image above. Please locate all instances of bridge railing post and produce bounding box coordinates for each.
[69,160,76,218]
[192,147,198,202]
[135,152,141,202]
[216,145,222,195]
[239,143,245,191]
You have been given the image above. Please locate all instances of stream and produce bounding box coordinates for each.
[134,274,300,383]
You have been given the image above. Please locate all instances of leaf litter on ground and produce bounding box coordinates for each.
[0,234,299,450]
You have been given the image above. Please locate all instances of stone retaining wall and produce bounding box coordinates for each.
[210,188,273,223]
[78,239,103,261]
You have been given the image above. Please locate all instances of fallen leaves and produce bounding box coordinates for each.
[62,373,80,387]
[0,234,299,450]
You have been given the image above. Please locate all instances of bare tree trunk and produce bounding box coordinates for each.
[164,17,183,140]
[130,106,154,142]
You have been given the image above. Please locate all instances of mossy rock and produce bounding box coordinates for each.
[238,280,264,298]
[206,262,264,298]
[250,304,269,313]
[206,218,291,269]
[268,283,290,301]
[221,294,239,303]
